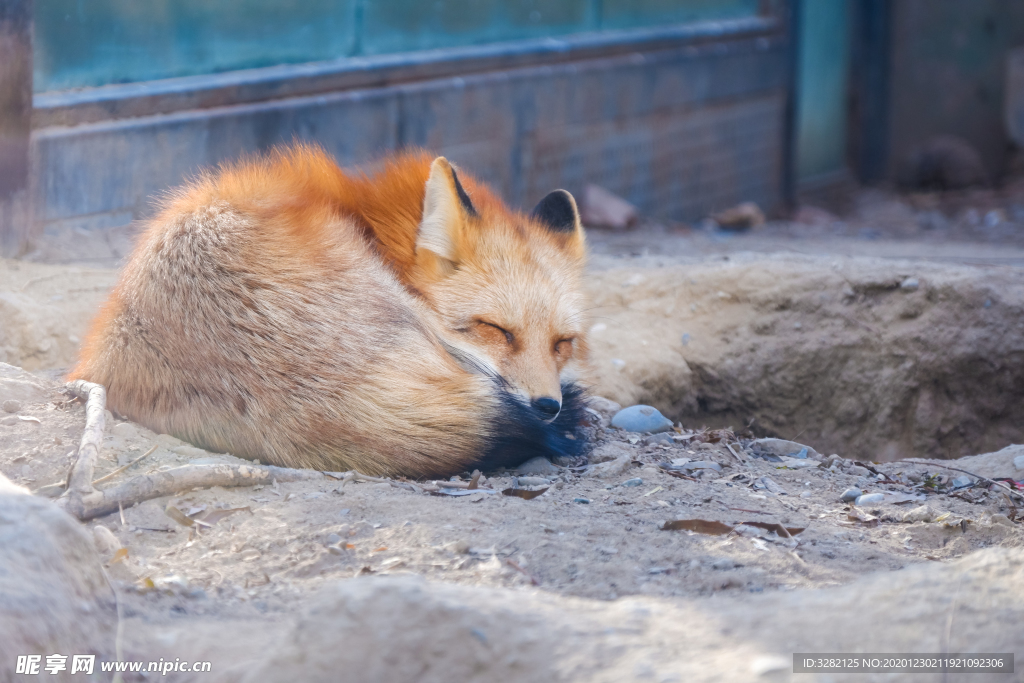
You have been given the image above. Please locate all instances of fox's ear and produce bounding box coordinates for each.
[417,157,477,267]
[531,190,581,234]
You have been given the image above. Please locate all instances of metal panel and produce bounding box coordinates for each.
[0,0,33,256]
[34,0,358,92]
[795,0,850,182]
[30,26,790,235]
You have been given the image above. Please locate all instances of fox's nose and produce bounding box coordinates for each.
[532,397,561,420]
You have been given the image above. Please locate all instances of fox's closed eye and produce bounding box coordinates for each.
[478,321,514,345]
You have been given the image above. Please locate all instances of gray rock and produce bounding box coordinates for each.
[515,476,551,487]
[950,476,973,489]
[588,442,633,464]
[902,505,936,523]
[587,396,622,423]
[848,465,871,477]
[0,472,117,670]
[0,363,51,406]
[610,405,674,434]
[1016,455,1024,471]
[756,476,785,495]
[682,461,723,472]
[854,493,885,506]
[0,415,16,426]
[711,558,738,570]
[573,497,591,504]
[587,454,633,479]
[621,478,643,487]
[751,438,822,460]
[327,533,342,545]
[516,456,560,476]
[900,277,919,291]
[92,525,121,557]
[1,399,21,413]
[643,432,674,446]
[840,487,862,503]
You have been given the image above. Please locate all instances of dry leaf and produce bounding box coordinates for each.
[198,506,252,525]
[660,519,734,535]
[431,488,497,497]
[885,492,926,505]
[501,487,549,500]
[165,504,195,527]
[658,465,697,481]
[740,521,805,537]
[847,509,879,527]
[108,547,128,565]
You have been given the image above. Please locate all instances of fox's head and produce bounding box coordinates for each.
[411,157,589,422]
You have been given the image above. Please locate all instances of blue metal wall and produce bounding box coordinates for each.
[795,0,850,183]
[34,0,759,92]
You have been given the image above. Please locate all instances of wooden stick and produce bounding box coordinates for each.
[69,463,338,521]
[904,459,1024,504]
[58,380,107,518]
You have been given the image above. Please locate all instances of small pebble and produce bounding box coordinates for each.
[950,475,973,489]
[516,456,559,476]
[2,399,21,413]
[900,277,919,291]
[643,432,674,446]
[840,487,862,502]
[854,493,884,506]
[588,442,632,464]
[327,533,342,545]
[711,558,737,570]
[0,416,18,426]
[516,476,550,487]
[573,497,591,504]
[799,491,812,499]
[621,478,643,487]
[610,405,674,434]
[847,465,870,477]
[682,461,723,472]
[902,505,936,523]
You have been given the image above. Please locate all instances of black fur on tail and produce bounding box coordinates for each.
[472,381,590,472]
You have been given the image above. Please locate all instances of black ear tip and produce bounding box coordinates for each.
[531,189,579,233]
[449,166,478,217]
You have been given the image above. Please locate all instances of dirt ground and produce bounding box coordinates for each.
[2,184,1024,681]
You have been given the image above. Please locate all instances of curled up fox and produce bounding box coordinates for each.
[72,145,591,477]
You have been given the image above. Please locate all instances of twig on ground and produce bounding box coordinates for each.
[906,460,1024,504]
[505,558,540,585]
[58,380,107,518]
[725,442,747,464]
[335,470,421,492]
[69,463,336,521]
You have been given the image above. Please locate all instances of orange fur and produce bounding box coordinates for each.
[72,144,590,477]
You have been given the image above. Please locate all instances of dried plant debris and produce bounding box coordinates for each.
[501,487,549,500]
[660,519,804,537]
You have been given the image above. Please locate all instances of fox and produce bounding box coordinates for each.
[71,144,591,478]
